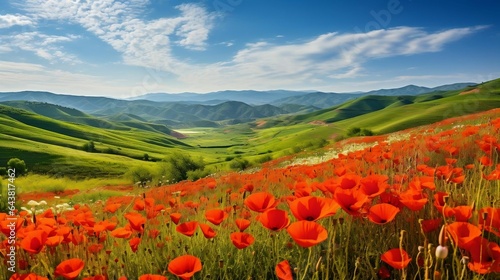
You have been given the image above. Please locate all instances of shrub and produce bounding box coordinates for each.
[7,158,27,176]
[346,127,374,137]
[126,166,154,186]
[255,154,273,164]
[162,152,205,182]
[82,140,96,152]
[229,158,250,171]
[187,168,212,181]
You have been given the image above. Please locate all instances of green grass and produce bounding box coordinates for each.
[1,78,500,180]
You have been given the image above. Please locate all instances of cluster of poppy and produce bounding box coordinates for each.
[1,109,500,279]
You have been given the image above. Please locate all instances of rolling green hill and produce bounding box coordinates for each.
[0,78,498,179]
[0,104,195,177]
[262,79,500,132]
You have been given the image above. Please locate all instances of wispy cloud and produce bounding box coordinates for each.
[175,26,488,91]
[0,14,33,28]
[0,32,81,63]
[0,60,135,96]
[2,0,490,94]
[17,0,217,71]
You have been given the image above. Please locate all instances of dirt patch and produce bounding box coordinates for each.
[255,120,267,127]
[170,130,187,139]
[102,185,134,192]
[309,120,327,126]
[459,88,480,95]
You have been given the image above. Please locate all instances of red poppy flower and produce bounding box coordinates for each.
[360,174,389,198]
[478,207,500,237]
[1,217,23,235]
[138,275,167,280]
[20,230,48,254]
[368,203,400,225]
[45,235,64,247]
[9,273,49,280]
[104,203,122,213]
[465,237,500,274]
[168,255,202,280]
[227,215,246,231]
[275,260,293,280]
[380,248,412,270]
[230,232,255,249]
[129,237,141,253]
[110,227,133,239]
[333,188,369,216]
[199,223,217,239]
[205,209,228,225]
[420,218,442,233]
[244,192,278,213]
[176,221,198,237]
[133,199,145,211]
[451,205,473,222]
[286,221,327,248]
[88,243,104,254]
[433,192,454,217]
[288,196,340,221]
[446,222,482,250]
[398,190,428,211]
[377,266,391,279]
[82,276,107,280]
[337,173,361,189]
[170,213,182,225]
[484,164,500,180]
[54,258,85,280]
[258,209,290,231]
[124,212,146,232]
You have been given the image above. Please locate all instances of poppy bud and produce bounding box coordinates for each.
[438,225,447,247]
[315,256,323,271]
[435,245,448,259]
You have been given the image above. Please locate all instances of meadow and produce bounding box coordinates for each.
[1,108,499,279]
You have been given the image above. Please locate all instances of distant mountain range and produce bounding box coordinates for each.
[0,82,476,126]
[129,83,476,107]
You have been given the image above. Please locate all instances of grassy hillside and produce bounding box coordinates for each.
[261,78,500,134]
[0,78,498,179]
[0,105,197,177]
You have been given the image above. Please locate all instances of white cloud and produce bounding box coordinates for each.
[18,0,217,71]
[175,3,215,50]
[2,1,490,94]
[174,25,489,91]
[0,14,33,28]
[0,61,135,96]
[0,32,81,63]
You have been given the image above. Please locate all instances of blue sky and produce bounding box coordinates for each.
[1,0,499,98]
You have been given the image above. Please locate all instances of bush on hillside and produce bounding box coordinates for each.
[229,158,250,171]
[82,140,97,152]
[162,152,205,183]
[126,166,154,187]
[7,158,27,176]
[346,127,374,137]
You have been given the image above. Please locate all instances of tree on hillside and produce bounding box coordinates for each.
[126,166,154,187]
[82,140,96,152]
[229,157,250,171]
[346,127,374,137]
[7,158,27,176]
[162,152,205,182]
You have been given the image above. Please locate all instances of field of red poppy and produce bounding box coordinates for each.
[1,108,500,280]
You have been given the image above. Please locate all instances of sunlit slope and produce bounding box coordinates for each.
[270,78,500,134]
[0,105,192,177]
